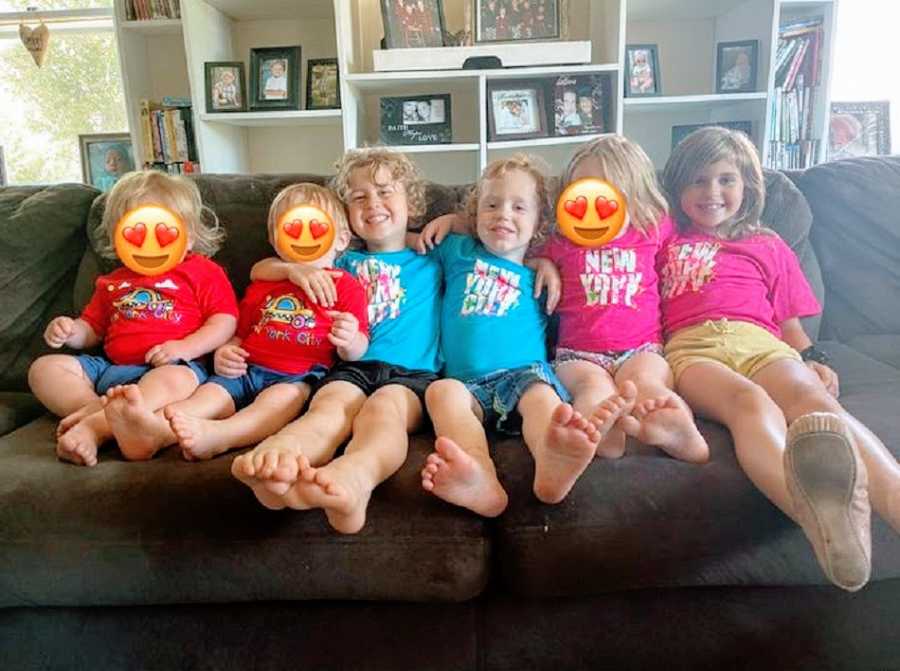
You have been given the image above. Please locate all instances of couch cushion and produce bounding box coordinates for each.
[845,334,900,370]
[0,421,488,607]
[0,184,99,391]
[492,343,900,597]
[0,393,43,437]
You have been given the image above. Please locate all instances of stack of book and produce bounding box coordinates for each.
[139,97,199,175]
[124,0,181,21]
[768,16,824,169]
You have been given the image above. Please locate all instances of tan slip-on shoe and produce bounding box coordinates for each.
[785,412,871,592]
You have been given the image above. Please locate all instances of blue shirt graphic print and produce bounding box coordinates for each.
[435,234,548,380]
[336,248,442,373]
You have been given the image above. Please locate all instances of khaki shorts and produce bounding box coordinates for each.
[664,319,801,382]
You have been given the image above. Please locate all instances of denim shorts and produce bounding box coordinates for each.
[76,354,208,395]
[554,342,664,376]
[465,361,571,434]
[206,363,329,409]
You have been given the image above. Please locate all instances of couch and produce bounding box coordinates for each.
[1,156,899,670]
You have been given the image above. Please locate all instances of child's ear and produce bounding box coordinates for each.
[333,227,351,252]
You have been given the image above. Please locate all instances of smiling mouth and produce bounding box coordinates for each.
[133,254,168,268]
[291,244,321,256]
[575,226,609,240]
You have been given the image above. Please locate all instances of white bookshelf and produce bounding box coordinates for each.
[113,0,836,179]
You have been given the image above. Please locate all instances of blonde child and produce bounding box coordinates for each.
[28,171,238,466]
[232,148,442,534]
[420,155,633,515]
[661,126,900,591]
[162,183,369,461]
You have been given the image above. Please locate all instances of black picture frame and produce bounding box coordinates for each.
[204,61,247,113]
[487,80,548,142]
[380,0,447,49]
[829,101,892,160]
[474,0,560,43]
[625,44,661,97]
[671,121,753,149]
[553,73,611,137]
[249,46,301,111]
[379,94,452,145]
[306,58,341,110]
[716,39,759,94]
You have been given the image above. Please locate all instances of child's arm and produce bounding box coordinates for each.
[524,257,561,314]
[145,313,238,367]
[213,336,250,378]
[44,316,100,350]
[250,257,341,308]
[780,317,839,398]
[412,213,472,254]
[327,311,368,361]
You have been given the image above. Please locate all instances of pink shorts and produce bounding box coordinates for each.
[554,342,664,376]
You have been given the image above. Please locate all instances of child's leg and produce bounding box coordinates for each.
[28,355,100,435]
[752,359,900,534]
[517,382,601,504]
[231,381,366,503]
[167,382,308,461]
[615,351,709,463]
[556,360,636,458]
[421,379,508,517]
[287,384,423,533]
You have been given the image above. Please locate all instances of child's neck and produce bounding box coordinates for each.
[365,237,407,253]
[482,242,526,265]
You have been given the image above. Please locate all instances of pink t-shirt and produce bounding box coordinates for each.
[659,230,821,338]
[535,215,675,352]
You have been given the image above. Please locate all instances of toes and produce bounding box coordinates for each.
[550,402,574,426]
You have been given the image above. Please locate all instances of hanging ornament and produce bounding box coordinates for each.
[19,8,50,68]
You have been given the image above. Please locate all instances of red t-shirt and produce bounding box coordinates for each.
[80,254,239,365]
[236,271,369,374]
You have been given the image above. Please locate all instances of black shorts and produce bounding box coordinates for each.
[315,360,438,405]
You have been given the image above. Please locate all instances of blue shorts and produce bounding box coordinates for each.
[464,362,571,434]
[76,354,208,395]
[206,363,329,409]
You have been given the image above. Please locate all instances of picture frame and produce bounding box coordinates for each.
[78,133,135,192]
[829,101,892,160]
[625,44,661,97]
[716,40,758,94]
[379,94,452,145]
[487,81,548,142]
[204,61,246,113]
[474,0,560,43]
[553,73,611,137]
[306,58,340,110]
[249,46,301,111]
[671,121,753,149]
[380,0,447,49]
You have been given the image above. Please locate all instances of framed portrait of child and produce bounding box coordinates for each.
[204,62,246,113]
[716,40,758,94]
[625,44,661,97]
[250,46,301,111]
[381,0,447,49]
[553,73,611,137]
[306,58,341,110]
[487,81,548,142]
[78,133,135,192]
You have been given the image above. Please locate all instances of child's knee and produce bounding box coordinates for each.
[424,378,465,409]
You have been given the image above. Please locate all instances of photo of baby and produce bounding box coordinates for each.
[626,45,659,96]
[262,59,288,101]
[205,62,246,113]
[79,134,135,192]
[716,40,758,93]
[249,47,301,111]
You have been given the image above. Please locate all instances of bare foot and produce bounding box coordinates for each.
[532,403,600,504]
[621,394,709,463]
[57,401,102,437]
[56,417,102,467]
[590,381,637,459]
[420,437,508,517]
[231,453,296,510]
[103,385,172,460]
[165,409,234,462]
[287,458,375,533]
[231,434,310,495]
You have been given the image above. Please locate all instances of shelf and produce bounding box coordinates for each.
[119,19,182,35]
[627,0,748,21]
[200,110,342,128]
[487,133,611,150]
[624,92,768,113]
[201,0,333,21]
[382,144,480,154]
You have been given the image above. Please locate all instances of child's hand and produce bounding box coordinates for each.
[214,343,249,378]
[807,361,840,398]
[44,316,76,348]
[288,265,342,308]
[528,257,562,314]
[145,340,190,367]
[326,310,361,349]
[416,214,457,254]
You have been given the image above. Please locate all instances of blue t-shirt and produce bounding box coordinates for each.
[435,234,548,380]
[336,248,442,373]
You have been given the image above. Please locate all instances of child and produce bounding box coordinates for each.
[263,60,287,100]
[28,171,239,466]
[420,155,633,515]
[95,145,131,192]
[163,183,369,461]
[661,126,900,591]
[231,148,442,534]
[213,69,239,108]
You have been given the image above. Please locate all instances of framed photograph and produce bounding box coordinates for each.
[829,101,892,160]
[716,40,758,93]
[249,46,301,111]
[78,133,135,192]
[553,73,611,137]
[204,61,246,113]
[487,81,548,141]
[672,121,753,149]
[625,44,660,97]
[475,0,560,43]
[380,94,452,145]
[306,58,340,110]
[381,0,446,49]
